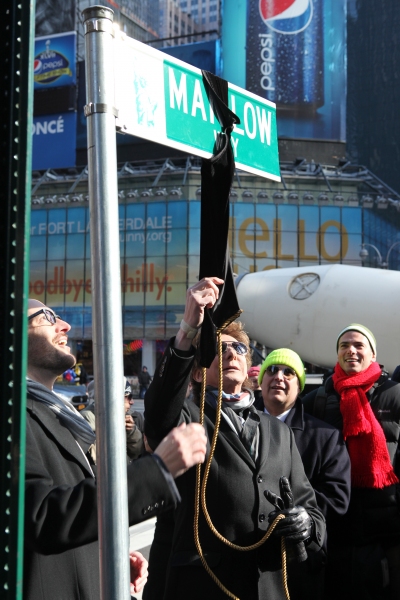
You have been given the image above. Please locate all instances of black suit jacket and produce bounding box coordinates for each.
[144,340,325,600]
[285,399,351,523]
[254,397,351,523]
[24,392,177,600]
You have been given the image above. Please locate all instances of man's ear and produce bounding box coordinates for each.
[192,368,203,383]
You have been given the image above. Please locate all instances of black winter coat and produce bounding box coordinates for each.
[144,341,326,600]
[254,397,351,600]
[286,399,351,524]
[24,392,177,600]
[302,373,400,545]
[255,397,351,525]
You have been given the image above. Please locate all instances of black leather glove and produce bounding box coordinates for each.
[264,477,314,562]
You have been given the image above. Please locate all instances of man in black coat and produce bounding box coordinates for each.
[144,277,326,600]
[81,377,144,462]
[24,299,207,600]
[302,323,400,600]
[256,348,351,599]
[138,366,152,399]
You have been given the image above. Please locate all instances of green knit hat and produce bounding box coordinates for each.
[258,348,306,391]
[336,323,377,355]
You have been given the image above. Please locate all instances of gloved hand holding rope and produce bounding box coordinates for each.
[265,476,314,563]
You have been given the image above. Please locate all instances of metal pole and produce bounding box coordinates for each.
[1,1,35,596]
[360,243,383,268]
[385,240,400,270]
[82,7,130,600]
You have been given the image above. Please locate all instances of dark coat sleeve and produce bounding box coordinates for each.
[126,424,144,460]
[25,410,178,555]
[144,338,195,444]
[301,387,318,414]
[131,410,145,433]
[292,415,351,522]
[284,427,326,554]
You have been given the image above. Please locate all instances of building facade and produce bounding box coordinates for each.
[158,0,200,45]
[30,157,400,374]
[158,0,218,46]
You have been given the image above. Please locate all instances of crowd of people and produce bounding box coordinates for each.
[24,278,400,600]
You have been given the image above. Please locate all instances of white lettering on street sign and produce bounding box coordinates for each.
[114,33,280,181]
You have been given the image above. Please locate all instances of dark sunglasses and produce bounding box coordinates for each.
[265,365,297,380]
[220,341,248,355]
[28,308,60,325]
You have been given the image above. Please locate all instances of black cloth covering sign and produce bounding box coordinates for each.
[199,70,242,368]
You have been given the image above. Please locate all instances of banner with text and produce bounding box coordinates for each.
[30,202,362,310]
[34,31,77,89]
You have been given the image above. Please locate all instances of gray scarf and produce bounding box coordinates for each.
[27,379,96,453]
[207,387,260,462]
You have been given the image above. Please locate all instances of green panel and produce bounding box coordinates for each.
[164,61,217,153]
[0,1,35,598]
[163,60,280,179]
[228,87,280,177]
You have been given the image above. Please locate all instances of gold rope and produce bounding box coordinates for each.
[193,329,291,600]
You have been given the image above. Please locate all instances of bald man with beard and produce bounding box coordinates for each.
[24,299,207,600]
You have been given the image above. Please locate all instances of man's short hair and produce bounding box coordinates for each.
[336,323,377,355]
[190,321,252,401]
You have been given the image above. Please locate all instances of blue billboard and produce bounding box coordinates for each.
[32,112,77,170]
[222,0,346,141]
[161,40,222,76]
[34,31,77,89]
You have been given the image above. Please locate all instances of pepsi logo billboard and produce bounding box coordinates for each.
[244,0,346,141]
[259,0,313,34]
[34,32,77,89]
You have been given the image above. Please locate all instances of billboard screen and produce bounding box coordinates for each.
[246,0,346,140]
[34,31,77,89]
[160,40,222,76]
[30,201,361,338]
[32,112,77,170]
[223,0,346,141]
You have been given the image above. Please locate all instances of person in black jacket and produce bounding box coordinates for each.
[256,348,351,600]
[24,299,207,600]
[144,276,326,600]
[302,323,400,600]
[81,377,144,462]
[138,366,152,399]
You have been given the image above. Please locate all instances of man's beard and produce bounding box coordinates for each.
[28,334,76,376]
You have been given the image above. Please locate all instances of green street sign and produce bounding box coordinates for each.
[115,35,280,181]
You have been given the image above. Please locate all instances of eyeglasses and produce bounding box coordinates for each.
[220,341,248,355]
[28,308,60,325]
[265,365,297,380]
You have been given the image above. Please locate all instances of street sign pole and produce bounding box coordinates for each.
[81,10,281,598]
[83,7,130,600]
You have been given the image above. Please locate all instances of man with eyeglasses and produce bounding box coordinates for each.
[257,348,351,600]
[24,299,207,600]
[143,278,326,600]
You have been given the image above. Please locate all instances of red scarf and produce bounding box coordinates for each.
[333,362,399,489]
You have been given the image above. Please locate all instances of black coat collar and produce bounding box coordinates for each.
[27,394,94,477]
[285,398,304,431]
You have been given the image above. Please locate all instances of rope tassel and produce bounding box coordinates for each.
[193,331,291,600]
